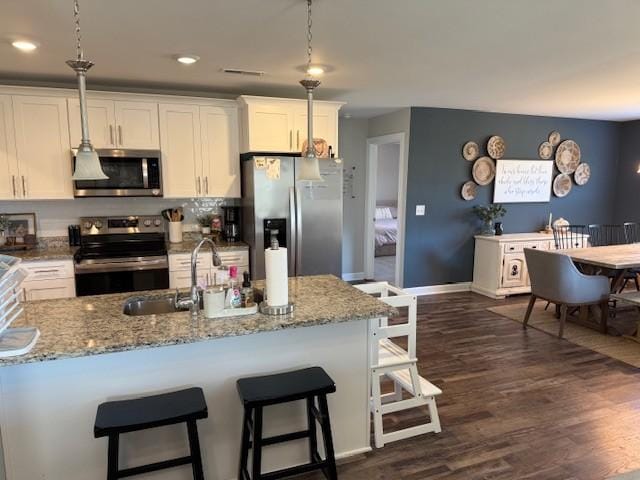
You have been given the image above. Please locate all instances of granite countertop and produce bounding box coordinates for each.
[3,275,396,366]
[3,239,248,262]
[5,246,78,261]
[167,239,249,254]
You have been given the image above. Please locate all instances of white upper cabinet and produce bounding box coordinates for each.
[159,103,202,198]
[293,103,339,155]
[160,102,240,199]
[12,95,73,199]
[67,98,117,149]
[68,99,159,149]
[114,101,159,149]
[0,95,18,200]
[237,95,343,154]
[200,106,240,198]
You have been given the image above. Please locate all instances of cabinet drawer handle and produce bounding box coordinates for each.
[289,130,293,150]
[196,176,201,195]
[109,125,115,145]
[11,175,16,197]
[21,176,27,197]
[204,176,209,195]
[296,130,300,149]
[118,125,123,145]
[33,269,61,274]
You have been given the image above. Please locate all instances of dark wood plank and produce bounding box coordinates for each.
[300,291,640,479]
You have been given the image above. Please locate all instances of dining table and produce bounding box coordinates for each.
[556,244,640,336]
[556,243,640,292]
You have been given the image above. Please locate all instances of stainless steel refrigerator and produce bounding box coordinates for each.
[242,155,343,280]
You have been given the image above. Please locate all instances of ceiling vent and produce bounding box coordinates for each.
[221,68,265,77]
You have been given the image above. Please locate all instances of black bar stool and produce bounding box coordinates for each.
[94,387,208,480]
[237,366,338,480]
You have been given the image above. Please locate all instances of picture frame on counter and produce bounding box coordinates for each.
[0,213,37,248]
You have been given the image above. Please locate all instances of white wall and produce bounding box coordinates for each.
[339,118,368,277]
[339,109,411,279]
[376,143,400,205]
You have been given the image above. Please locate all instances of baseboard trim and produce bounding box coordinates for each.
[336,446,373,460]
[403,282,472,296]
[342,272,366,282]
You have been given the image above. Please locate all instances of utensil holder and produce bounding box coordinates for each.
[168,222,183,243]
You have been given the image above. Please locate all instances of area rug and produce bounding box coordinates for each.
[488,302,640,368]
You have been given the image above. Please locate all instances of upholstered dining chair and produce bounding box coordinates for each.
[524,248,610,339]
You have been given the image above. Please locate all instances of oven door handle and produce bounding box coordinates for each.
[75,258,168,274]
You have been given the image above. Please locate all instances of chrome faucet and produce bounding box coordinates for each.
[175,238,222,317]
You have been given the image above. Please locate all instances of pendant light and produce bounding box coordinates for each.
[67,0,108,180]
[298,0,323,182]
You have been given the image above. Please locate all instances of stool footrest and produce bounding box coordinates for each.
[117,455,193,478]
[261,460,328,480]
[255,429,310,447]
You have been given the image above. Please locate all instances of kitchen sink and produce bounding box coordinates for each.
[122,295,186,316]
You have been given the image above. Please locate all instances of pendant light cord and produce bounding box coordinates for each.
[306,0,313,73]
[73,0,83,60]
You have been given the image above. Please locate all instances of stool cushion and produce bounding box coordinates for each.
[94,387,208,438]
[237,367,336,406]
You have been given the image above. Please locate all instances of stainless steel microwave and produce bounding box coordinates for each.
[72,149,163,197]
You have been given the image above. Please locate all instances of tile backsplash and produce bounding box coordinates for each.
[0,197,240,237]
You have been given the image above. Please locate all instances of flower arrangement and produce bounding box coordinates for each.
[472,204,506,235]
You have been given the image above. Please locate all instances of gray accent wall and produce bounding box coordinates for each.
[615,120,640,223]
[405,107,621,288]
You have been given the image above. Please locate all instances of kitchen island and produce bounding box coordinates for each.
[0,275,394,480]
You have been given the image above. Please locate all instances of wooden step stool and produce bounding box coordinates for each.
[355,282,442,448]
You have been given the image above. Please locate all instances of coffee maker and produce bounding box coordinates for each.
[222,206,241,242]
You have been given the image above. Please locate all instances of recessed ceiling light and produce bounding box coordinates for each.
[306,65,324,76]
[12,40,38,52]
[175,55,199,65]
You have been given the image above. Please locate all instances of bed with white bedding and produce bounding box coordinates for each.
[375,206,398,257]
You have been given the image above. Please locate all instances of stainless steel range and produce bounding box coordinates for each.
[74,215,169,296]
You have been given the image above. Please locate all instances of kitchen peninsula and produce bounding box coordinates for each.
[0,275,394,480]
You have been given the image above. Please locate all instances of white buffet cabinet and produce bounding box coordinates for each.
[471,233,558,299]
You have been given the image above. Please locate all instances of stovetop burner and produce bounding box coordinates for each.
[75,216,167,262]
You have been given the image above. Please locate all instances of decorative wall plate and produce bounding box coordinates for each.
[487,136,506,159]
[553,173,572,197]
[574,162,591,186]
[538,141,553,159]
[472,156,496,186]
[462,141,480,161]
[461,181,478,200]
[549,130,561,146]
[555,140,581,174]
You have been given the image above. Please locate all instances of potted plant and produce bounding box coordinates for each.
[0,215,8,247]
[197,214,215,235]
[472,204,506,236]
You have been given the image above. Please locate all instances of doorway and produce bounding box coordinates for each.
[364,133,407,287]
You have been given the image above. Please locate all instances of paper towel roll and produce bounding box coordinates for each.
[265,247,288,306]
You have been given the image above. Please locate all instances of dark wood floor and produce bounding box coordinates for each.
[304,291,640,480]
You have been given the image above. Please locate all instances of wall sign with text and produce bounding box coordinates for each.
[493,159,553,203]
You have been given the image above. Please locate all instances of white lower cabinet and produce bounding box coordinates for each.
[169,250,249,289]
[20,259,75,301]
